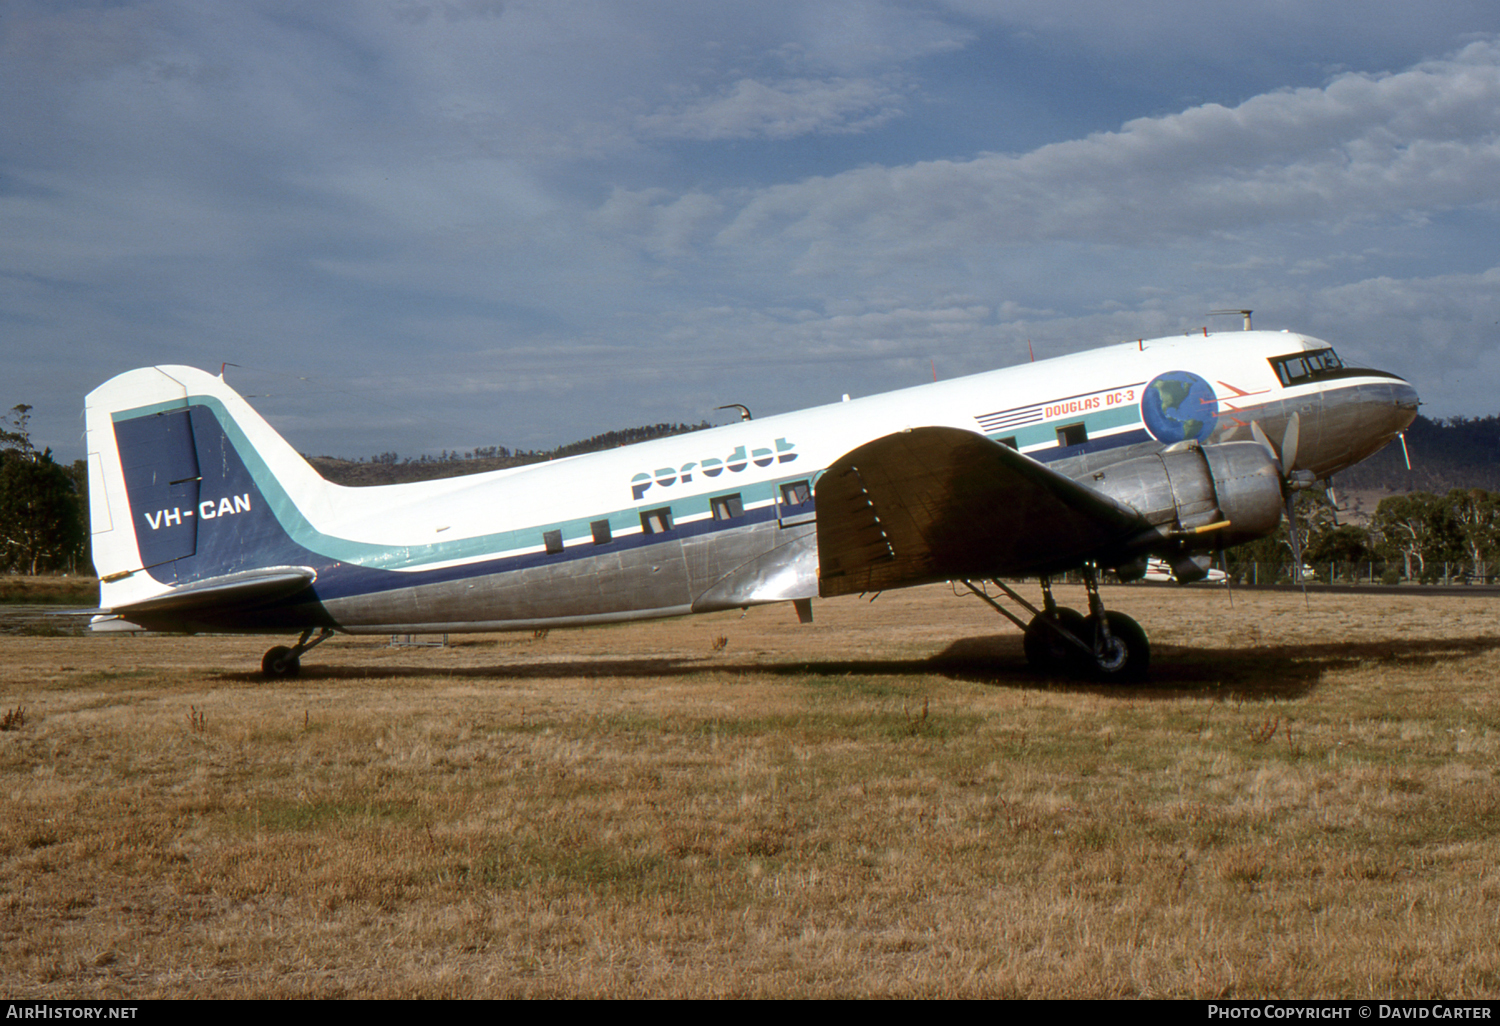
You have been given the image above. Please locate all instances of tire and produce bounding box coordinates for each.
[1023,608,1088,675]
[1082,611,1149,682]
[261,646,301,679]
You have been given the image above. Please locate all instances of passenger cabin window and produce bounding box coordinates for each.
[543,529,564,555]
[591,519,612,545]
[778,479,815,526]
[1270,347,1344,387]
[711,493,744,521]
[640,507,673,534]
[1057,423,1088,448]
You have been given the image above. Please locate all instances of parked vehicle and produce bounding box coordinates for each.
[1142,558,1228,584]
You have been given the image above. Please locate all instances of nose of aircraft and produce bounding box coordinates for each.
[1297,368,1420,479]
[1387,376,1422,433]
[1350,372,1421,469]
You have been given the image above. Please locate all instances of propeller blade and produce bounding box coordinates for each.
[1281,411,1301,472]
[1251,420,1281,471]
[1285,490,1309,601]
[1285,492,1301,579]
[1254,417,1290,480]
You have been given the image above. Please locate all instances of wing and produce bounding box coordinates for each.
[815,426,1146,597]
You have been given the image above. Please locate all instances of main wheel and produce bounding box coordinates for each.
[1082,611,1149,682]
[261,645,301,679]
[1023,607,1088,675]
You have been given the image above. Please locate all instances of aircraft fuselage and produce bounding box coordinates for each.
[85,329,1418,638]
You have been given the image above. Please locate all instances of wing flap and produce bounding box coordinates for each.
[815,427,1145,596]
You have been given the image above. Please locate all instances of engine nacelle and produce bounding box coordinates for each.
[1087,441,1284,561]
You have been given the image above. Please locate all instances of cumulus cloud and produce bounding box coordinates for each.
[715,40,1500,257]
[1311,267,1500,359]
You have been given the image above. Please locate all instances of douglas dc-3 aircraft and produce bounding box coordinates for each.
[84,328,1418,681]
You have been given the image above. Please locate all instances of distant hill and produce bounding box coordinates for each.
[306,421,712,486]
[1334,414,1500,493]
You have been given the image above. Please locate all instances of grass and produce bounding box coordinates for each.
[1,583,1498,997]
[0,576,99,606]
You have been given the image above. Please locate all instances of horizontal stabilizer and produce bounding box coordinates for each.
[103,566,317,618]
[816,427,1146,596]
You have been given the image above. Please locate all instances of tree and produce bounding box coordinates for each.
[0,403,33,456]
[1305,523,1373,568]
[1444,488,1500,579]
[0,405,86,575]
[1225,490,1349,582]
[1369,492,1463,582]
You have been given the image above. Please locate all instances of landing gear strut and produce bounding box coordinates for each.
[261,627,334,679]
[963,568,1150,681]
[1076,568,1150,681]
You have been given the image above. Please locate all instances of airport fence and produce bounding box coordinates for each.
[1229,562,1497,586]
[1047,563,1499,586]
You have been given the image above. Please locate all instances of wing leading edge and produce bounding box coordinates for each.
[815,426,1147,597]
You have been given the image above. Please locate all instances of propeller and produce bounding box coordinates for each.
[1251,411,1299,478]
[1251,412,1314,587]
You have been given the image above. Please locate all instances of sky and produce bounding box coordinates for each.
[5,0,1500,464]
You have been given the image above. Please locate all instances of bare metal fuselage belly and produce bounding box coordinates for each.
[184,519,819,635]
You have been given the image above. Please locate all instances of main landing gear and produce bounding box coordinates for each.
[261,627,335,679]
[962,567,1150,681]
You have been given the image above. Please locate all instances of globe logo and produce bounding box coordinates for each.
[1141,371,1219,444]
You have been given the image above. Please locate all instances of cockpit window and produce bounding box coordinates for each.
[1270,347,1343,387]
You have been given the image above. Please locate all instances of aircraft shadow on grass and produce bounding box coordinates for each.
[216,633,1500,702]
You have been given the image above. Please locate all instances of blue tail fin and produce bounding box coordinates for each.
[86,366,333,616]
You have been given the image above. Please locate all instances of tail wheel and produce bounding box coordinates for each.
[1083,611,1149,682]
[261,646,301,679]
[1023,607,1088,675]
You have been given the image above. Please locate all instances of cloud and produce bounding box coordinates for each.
[591,188,725,256]
[931,0,1500,71]
[714,40,1500,260]
[6,4,1500,458]
[636,76,909,141]
[390,0,508,25]
[1311,267,1500,358]
[664,299,994,357]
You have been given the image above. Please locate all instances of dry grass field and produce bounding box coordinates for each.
[2,582,1498,998]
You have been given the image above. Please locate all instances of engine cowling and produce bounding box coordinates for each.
[1086,441,1284,576]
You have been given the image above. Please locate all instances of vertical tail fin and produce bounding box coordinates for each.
[85,366,333,612]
